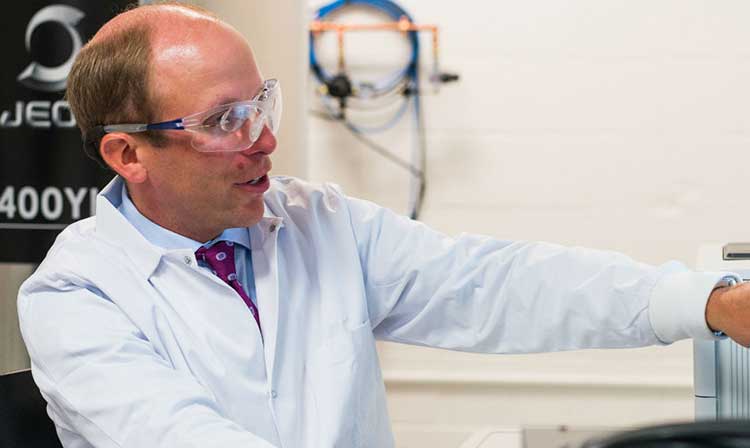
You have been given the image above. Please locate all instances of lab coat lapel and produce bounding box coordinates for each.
[251,213,284,385]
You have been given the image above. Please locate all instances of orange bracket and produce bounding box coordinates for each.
[310,16,439,73]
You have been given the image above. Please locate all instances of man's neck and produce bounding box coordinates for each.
[126,182,222,243]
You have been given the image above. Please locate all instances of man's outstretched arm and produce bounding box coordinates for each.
[339,187,744,352]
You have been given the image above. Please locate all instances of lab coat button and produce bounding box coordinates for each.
[270,390,278,399]
[183,256,192,265]
[269,224,277,233]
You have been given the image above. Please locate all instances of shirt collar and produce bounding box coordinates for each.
[96,176,274,279]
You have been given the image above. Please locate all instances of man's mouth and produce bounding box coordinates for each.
[234,173,270,192]
[246,175,266,185]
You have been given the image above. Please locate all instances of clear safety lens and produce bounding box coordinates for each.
[184,79,282,152]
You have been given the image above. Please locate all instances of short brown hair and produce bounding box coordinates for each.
[66,2,217,167]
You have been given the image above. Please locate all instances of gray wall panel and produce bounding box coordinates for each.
[0,264,33,374]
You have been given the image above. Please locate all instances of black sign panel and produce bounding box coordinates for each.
[0,1,131,263]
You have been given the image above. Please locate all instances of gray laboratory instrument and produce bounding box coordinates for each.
[694,243,750,419]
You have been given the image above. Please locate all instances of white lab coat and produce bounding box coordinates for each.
[18,176,726,448]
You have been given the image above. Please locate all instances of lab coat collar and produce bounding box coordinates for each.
[96,177,163,280]
[254,205,284,251]
[95,176,284,279]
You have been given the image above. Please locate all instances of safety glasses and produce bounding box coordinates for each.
[101,79,282,152]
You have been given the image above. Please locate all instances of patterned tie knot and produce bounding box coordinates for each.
[195,241,236,281]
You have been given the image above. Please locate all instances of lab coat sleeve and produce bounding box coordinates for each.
[340,191,729,353]
[18,281,277,448]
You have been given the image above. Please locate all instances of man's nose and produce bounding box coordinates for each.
[242,124,276,155]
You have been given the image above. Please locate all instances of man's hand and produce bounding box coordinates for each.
[706,282,750,347]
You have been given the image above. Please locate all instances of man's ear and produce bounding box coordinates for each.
[100,133,148,184]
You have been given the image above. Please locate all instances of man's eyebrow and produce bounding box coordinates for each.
[211,96,243,108]
[208,84,265,108]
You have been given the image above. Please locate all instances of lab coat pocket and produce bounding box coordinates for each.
[307,319,382,447]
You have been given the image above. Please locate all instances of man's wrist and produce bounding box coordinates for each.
[706,276,738,338]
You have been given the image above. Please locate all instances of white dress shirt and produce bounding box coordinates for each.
[18,175,733,448]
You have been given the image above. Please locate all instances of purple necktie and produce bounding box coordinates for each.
[195,241,261,333]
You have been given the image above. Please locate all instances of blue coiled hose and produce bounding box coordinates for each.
[309,0,420,94]
[309,0,426,219]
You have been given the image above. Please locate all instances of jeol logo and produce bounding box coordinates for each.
[1,5,83,129]
[18,4,85,92]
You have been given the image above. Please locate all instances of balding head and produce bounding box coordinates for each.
[96,3,219,40]
[66,2,225,166]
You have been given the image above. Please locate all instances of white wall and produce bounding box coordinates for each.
[307,0,750,444]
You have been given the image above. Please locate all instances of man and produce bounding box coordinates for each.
[16,3,750,448]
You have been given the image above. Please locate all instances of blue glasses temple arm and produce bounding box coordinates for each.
[146,118,184,130]
[103,118,184,133]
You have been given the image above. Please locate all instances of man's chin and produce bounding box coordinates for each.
[229,205,266,229]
